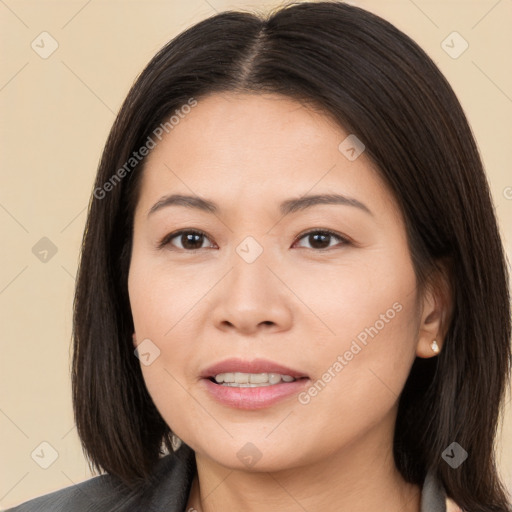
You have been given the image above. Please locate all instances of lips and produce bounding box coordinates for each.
[200,358,309,380]
[199,358,310,409]
[201,377,310,409]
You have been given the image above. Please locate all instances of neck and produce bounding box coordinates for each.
[185,418,421,512]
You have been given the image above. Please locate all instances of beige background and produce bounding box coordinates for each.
[1,0,511,508]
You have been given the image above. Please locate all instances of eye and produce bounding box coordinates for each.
[293,229,350,250]
[158,228,350,252]
[158,229,216,251]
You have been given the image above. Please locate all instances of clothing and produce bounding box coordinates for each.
[4,444,462,512]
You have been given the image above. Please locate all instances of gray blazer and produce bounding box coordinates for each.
[4,444,451,512]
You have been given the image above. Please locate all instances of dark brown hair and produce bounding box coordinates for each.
[72,1,512,509]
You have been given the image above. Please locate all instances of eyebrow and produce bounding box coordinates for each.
[147,193,373,217]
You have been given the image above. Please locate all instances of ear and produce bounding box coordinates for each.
[416,261,452,359]
[132,333,138,348]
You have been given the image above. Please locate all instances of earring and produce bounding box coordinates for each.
[171,433,182,452]
[431,340,440,354]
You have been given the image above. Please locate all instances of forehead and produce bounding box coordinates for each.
[147,91,345,164]
[136,92,397,220]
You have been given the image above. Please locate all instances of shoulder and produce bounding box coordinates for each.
[3,472,128,512]
[4,445,196,512]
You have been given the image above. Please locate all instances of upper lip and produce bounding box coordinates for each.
[200,358,309,379]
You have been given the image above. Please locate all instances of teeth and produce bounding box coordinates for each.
[234,372,249,383]
[250,373,268,384]
[213,372,297,386]
[268,373,281,385]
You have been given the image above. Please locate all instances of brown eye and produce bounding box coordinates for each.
[159,229,214,250]
[294,230,349,250]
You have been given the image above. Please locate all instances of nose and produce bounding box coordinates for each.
[209,252,294,336]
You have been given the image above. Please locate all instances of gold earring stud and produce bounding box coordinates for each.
[431,340,440,353]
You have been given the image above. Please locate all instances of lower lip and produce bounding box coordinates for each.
[201,378,310,410]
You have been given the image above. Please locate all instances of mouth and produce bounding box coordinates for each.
[201,357,309,384]
[208,372,307,387]
[200,358,310,409]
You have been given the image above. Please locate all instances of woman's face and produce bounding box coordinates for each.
[128,92,438,472]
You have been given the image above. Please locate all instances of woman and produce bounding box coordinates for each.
[7,1,511,511]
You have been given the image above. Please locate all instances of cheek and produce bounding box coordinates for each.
[127,253,213,429]
[128,249,210,344]
[294,251,420,418]
[289,244,419,350]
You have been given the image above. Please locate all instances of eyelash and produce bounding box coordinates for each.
[157,228,351,252]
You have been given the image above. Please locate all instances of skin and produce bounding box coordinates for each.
[128,92,449,512]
